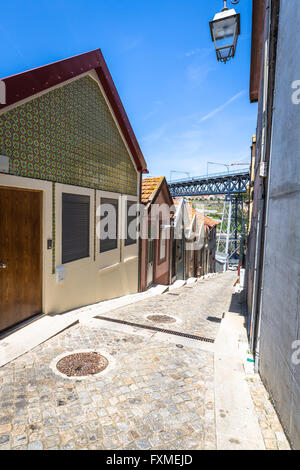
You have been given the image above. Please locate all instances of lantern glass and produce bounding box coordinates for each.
[210,9,240,63]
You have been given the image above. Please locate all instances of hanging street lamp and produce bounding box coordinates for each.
[209,0,241,64]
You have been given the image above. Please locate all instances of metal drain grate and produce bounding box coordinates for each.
[56,352,108,377]
[96,316,215,344]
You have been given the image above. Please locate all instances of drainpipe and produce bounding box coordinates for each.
[250,206,262,352]
[138,173,142,292]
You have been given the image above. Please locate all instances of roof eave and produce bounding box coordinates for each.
[249,0,266,103]
[0,49,148,173]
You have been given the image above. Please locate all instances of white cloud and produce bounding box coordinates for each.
[141,125,167,144]
[186,63,215,86]
[199,90,246,122]
[185,49,202,57]
[142,100,164,121]
[122,37,143,52]
[185,47,213,58]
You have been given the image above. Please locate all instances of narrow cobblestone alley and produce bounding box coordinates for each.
[0,273,289,450]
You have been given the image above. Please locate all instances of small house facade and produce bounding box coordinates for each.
[185,203,198,279]
[170,199,218,281]
[172,198,188,281]
[204,216,219,274]
[194,210,206,277]
[0,50,148,332]
[140,177,173,291]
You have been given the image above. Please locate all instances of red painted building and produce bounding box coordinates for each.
[140,177,173,291]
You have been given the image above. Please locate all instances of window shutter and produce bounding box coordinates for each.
[125,200,137,246]
[100,198,119,253]
[62,193,90,264]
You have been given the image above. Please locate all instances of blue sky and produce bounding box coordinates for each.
[1,0,257,178]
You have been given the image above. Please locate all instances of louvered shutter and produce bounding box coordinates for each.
[62,193,90,264]
[100,198,119,253]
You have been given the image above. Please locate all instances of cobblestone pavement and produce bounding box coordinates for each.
[0,272,290,450]
[0,323,216,450]
[98,272,236,341]
[247,375,291,450]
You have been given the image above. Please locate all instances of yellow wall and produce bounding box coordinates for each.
[0,173,139,316]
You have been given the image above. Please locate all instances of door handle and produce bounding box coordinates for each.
[0,263,7,269]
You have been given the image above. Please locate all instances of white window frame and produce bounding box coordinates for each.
[97,190,121,269]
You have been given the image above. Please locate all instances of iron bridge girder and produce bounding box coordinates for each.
[168,172,250,197]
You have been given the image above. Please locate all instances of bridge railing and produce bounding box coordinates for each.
[168,168,250,184]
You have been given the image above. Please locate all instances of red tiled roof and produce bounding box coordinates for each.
[192,208,220,228]
[141,177,164,204]
[204,215,220,228]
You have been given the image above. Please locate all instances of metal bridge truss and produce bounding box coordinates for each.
[168,170,249,197]
[168,170,249,269]
[216,195,245,268]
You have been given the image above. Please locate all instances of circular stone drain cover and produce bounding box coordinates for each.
[56,352,108,377]
[147,314,176,324]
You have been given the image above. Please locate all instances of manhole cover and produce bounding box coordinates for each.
[147,314,176,324]
[56,352,108,377]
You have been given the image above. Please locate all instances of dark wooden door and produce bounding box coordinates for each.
[0,187,42,332]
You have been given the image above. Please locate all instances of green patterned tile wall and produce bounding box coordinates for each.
[0,76,138,196]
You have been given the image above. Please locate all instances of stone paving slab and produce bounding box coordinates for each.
[0,285,169,368]
[0,323,215,450]
[89,272,236,341]
[0,272,290,451]
[246,374,291,450]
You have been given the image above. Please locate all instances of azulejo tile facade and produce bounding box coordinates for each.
[0,76,137,196]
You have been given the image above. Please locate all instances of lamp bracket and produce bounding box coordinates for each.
[223,0,240,12]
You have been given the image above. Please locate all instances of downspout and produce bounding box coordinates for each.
[138,172,142,292]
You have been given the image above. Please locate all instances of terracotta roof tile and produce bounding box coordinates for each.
[194,209,220,228]
[141,177,164,204]
[204,215,220,228]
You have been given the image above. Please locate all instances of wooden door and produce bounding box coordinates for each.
[0,187,42,332]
